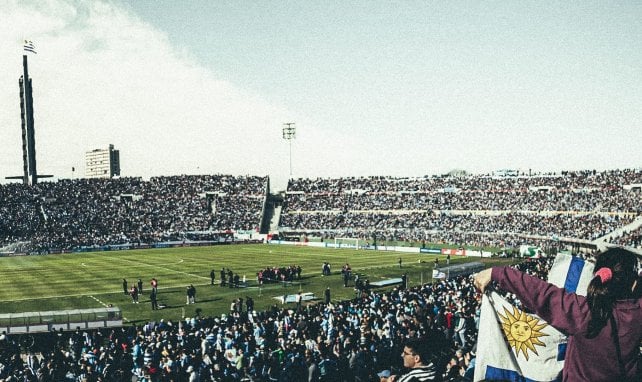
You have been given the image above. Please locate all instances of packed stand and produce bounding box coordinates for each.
[0,175,267,253]
[281,169,642,246]
[609,224,642,249]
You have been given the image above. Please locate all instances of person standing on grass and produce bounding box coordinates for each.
[137,278,143,294]
[186,284,196,304]
[150,278,158,293]
[130,285,139,303]
[122,279,128,295]
[150,288,158,310]
[210,269,216,285]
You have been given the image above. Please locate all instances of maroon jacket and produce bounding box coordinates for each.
[492,266,641,382]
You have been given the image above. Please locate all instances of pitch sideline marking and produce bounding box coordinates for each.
[102,255,210,280]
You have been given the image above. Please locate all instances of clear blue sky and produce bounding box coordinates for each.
[1,1,641,188]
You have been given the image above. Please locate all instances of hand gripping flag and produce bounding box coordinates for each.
[474,254,594,381]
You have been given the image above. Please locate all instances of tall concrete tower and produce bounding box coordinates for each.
[6,50,52,184]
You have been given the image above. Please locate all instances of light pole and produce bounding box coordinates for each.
[282,122,296,176]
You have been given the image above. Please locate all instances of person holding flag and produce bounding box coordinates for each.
[473,247,641,381]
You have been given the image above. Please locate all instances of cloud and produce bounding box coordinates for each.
[0,0,318,188]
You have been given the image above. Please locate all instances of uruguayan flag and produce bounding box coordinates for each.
[474,291,567,381]
[23,40,37,54]
[546,252,594,296]
[475,253,594,381]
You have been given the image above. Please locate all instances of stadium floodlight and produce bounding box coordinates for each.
[282,122,296,176]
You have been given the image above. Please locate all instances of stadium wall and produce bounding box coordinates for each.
[267,240,493,257]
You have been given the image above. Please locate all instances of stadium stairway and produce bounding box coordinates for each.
[260,193,284,234]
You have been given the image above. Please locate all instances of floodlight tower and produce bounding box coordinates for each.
[6,44,53,185]
[282,122,296,176]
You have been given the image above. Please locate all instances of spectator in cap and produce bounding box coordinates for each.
[378,369,391,381]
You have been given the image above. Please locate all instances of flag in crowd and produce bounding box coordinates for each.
[546,252,594,296]
[475,253,595,381]
[474,291,567,381]
[23,40,37,54]
[432,269,446,279]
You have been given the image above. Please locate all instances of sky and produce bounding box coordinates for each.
[1,1,641,190]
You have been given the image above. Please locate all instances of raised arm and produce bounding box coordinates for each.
[475,266,590,335]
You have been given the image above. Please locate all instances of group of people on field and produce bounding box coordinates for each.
[218,268,245,288]
[122,278,159,308]
[257,265,302,285]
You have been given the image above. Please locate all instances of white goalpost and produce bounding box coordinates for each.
[334,237,360,250]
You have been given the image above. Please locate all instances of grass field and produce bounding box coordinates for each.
[0,244,511,324]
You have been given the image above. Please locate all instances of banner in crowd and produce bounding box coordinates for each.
[441,248,466,256]
[474,291,566,381]
[475,253,595,381]
[546,252,594,296]
[519,245,545,258]
[432,269,446,279]
[272,292,315,304]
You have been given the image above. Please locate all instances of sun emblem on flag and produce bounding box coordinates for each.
[498,305,549,360]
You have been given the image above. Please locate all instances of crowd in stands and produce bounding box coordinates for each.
[282,211,632,241]
[0,254,567,381]
[609,225,642,249]
[286,169,642,196]
[0,175,267,252]
[281,169,642,247]
[2,169,640,253]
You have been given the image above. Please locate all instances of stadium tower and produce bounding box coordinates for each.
[6,52,52,184]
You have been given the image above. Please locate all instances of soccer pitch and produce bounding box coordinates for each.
[0,244,499,324]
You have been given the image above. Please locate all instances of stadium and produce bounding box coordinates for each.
[2,2,642,381]
[1,170,641,381]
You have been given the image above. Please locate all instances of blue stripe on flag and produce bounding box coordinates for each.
[557,343,567,361]
[486,366,562,382]
[563,256,585,293]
